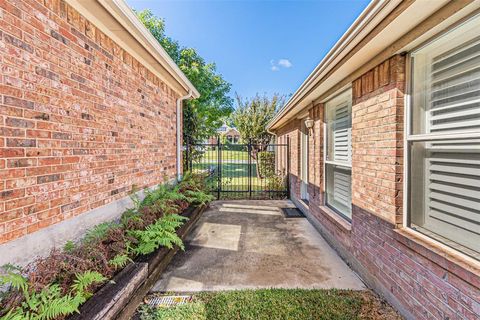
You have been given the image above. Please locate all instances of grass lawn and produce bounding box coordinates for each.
[138,289,401,320]
[192,163,263,189]
[203,150,249,161]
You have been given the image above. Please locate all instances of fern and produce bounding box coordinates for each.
[0,265,29,298]
[0,270,106,320]
[184,190,214,205]
[142,184,187,209]
[83,221,118,243]
[108,254,132,269]
[128,214,188,255]
[71,271,107,294]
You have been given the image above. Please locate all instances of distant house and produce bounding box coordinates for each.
[208,124,241,144]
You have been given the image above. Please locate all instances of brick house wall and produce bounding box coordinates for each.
[275,54,480,319]
[276,119,301,197]
[0,0,182,248]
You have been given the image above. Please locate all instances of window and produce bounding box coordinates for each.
[408,15,480,258]
[325,90,352,220]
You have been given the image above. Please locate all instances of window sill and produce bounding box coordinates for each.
[394,228,480,288]
[318,205,352,232]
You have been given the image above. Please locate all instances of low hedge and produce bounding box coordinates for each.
[0,173,213,320]
[257,151,275,178]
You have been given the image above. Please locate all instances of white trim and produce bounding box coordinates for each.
[324,160,352,168]
[406,132,480,141]
[403,54,412,228]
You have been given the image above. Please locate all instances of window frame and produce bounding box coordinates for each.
[404,14,480,259]
[323,89,353,221]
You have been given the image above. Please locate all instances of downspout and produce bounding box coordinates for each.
[176,90,193,181]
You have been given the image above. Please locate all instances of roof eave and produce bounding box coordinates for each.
[67,0,200,98]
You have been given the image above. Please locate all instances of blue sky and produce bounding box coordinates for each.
[127,0,370,99]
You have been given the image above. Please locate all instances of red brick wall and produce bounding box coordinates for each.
[352,55,405,225]
[276,119,300,198]
[0,0,180,243]
[352,206,480,319]
[275,55,480,319]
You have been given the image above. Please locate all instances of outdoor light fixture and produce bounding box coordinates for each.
[304,118,314,130]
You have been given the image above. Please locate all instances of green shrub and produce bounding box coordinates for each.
[257,151,275,178]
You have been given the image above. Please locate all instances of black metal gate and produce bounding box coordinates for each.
[184,139,289,199]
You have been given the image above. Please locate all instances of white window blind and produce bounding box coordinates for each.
[333,104,352,162]
[429,38,480,133]
[325,90,352,219]
[332,166,352,210]
[410,15,480,258]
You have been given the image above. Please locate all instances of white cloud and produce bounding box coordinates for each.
[270,58,293,71]
[278,59,292,68]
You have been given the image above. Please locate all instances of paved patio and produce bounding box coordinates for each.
[152,200,365,292]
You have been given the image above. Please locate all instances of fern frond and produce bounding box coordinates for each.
[128,214,188,255]
[108,254,132,269]
[0,265,29,296]
[71,271,107,294]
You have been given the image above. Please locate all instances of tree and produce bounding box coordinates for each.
[232,93,286,177]
[136,10,233,147]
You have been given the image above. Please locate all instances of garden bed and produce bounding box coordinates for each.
[69,204,206,320]
[0,173,213,320]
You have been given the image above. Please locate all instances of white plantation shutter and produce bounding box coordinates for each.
[410,16,480,257]
[333,166,352,209]
[424,142,480,252]
[429,38,480,133]
[325,91,352,219]
[333,104,352,162]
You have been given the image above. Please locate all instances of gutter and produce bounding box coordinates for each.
[176,91,194,181]
[267,0,400,130]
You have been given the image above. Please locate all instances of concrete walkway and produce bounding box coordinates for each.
[152,200,365,292]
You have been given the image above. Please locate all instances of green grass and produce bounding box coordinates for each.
[191,156,287,199]
[203,150,249,161]
[192,163,263,189]
[138,289,400,320]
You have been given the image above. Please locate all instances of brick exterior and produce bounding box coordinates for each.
[351,55,405,225]
[0,0,181,244]
[275,55,480,319]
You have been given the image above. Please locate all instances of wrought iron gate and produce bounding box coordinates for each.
[184,139,289,199]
